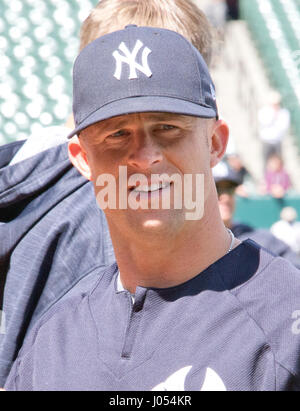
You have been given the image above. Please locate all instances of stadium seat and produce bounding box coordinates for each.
[0,0,96,145]
[240,0,300,152]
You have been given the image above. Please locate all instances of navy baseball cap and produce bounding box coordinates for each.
[68,25,218,138]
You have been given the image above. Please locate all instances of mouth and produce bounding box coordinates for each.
[130,181,172,194]
[128,181,174,205]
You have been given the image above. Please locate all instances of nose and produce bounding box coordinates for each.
[127,134,163,170]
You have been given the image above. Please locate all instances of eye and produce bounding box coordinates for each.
[158,124,177,130]
[109,130,126,137]
[154,124,181,137]
[105,129,130,141]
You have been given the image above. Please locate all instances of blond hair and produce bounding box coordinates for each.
[79,0,214,66]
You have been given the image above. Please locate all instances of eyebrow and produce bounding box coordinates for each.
[80,118,129,137]
[99,118,131,133]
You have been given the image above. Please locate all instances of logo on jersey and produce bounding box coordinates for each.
[113,40,152,80]
[152,366,227,391]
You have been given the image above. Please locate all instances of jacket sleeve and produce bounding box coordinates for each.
[232,255,300,391]
[279,247,300,270]
[239,229,300,270]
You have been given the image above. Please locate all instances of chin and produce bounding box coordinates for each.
[130,209,185,236]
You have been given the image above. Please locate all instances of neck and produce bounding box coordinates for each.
[107,198,240,294]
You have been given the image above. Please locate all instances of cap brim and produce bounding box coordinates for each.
[68,96,217,138]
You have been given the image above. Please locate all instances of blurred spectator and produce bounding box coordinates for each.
[226,153,249,183]
[264,154,291,199]
[226,154,252,197]
[213,162,242,227]
[271,207,300,255]
[258,91,290,163]
[213,162,300,268]
[226,0,240,20]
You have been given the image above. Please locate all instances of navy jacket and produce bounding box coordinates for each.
[0,141,115,386]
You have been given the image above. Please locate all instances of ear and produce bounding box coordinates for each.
[209,120,229,168]
[68,136,92,181]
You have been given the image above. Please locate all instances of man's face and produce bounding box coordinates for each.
[71,112,224,239]
[216,181,237,227]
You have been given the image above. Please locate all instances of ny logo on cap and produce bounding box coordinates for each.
[113,40,152,80]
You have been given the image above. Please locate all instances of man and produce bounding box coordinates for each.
[5,26,300,391]
[214,161,300,269]
[258,91,290,164]
[0,0,215,387]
